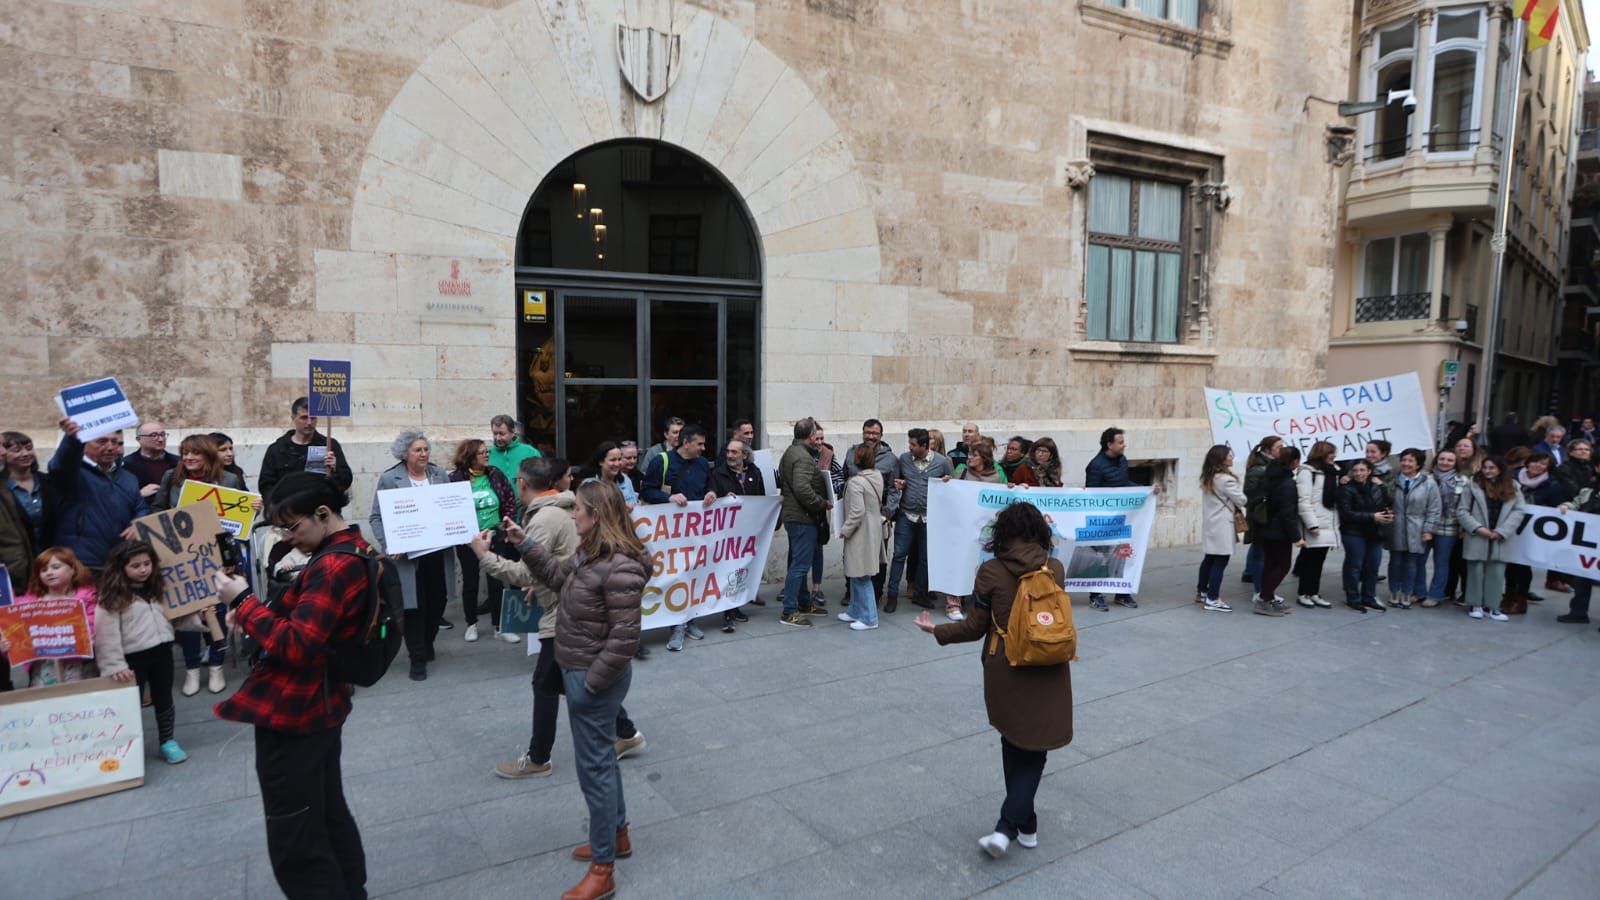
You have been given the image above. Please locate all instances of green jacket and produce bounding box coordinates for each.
[488,437,541,489]
[779,440,829,525]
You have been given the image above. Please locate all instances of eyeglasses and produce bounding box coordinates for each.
[138,432,167,439]
[275,518,310,536]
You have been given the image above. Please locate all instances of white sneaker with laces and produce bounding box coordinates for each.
[978,832,1011,859]
[1488,609,1510,622]
[464,623,479,642]
[496,630,522,644]
[1469,607,1485,619]
[1297,595,1315,608]
[1016,831,1037,849]
[837,612,856,623]
[1203,597,1232,612]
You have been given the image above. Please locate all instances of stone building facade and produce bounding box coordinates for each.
[2,0,1352,548]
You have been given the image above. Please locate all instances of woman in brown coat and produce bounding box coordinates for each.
[916,502,1072,859]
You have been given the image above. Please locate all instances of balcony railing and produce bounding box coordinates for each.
[1364,135,1409,163]
[1426,129,1479,152]
[1355,292,1433,323]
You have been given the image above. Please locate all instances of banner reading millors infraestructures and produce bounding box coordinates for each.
[926,480,1157,597]
[1205,373,1433,461]
[635,496,781,630]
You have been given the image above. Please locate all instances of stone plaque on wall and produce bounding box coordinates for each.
[396,255,512,325]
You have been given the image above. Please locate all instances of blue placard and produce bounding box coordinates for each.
[57,377,140,442]
[308,359,351,418]
[0,565,12,607]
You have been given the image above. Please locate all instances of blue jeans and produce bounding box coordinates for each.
[1423,535,1457,601]
[888,516,927,599]
[846,576,878,626]
[562,665,631,864]
[784,522,819,615]
[1342,534,1382,605]
[1388,549,1428,595]
[1197,553,1230,601]
[1245,541,1263,592]
[178,601,227,668]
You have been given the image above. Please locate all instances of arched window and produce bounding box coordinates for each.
[1368,22,1415,163]
[513,140,761,459]
[1428,9,1485,153]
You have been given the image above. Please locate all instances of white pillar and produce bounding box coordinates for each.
[1409,8,1437,163]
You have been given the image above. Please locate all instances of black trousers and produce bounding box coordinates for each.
[456,543,514,629]
[1294,547,1330,597]
[528,637,636,763]
[1446,537,1466,599]
[403,552,449,663]
[125,642,176,742]
[997,737,1047,839]
[1506,562,1533,601]
[255,725,366,900]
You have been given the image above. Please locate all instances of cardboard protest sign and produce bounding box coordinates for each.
[1,678,144,818]
[375,482,476,556]
[499,587,541,634]
[55,377,139,442]
[634,496,781,630]
[308,359,351,417]
[1205,373,1432,460]
[927,480,1158,596]
[0,598,93,666]
[177,480,262,539]
[129,502,226,620]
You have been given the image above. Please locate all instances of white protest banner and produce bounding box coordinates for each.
[55,378,139,442]
[749,448,780,497]
[1507,504,1600,580]
[927,480,1157,596]
[177,480,262,539]
[1205,373,1432,461]
[635,496,781,630]
[375,481,476,556]
[1,678,144,818]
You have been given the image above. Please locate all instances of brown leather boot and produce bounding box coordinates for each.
[561,862,615,900]
[571,825,631,861]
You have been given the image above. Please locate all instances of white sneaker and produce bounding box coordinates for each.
[464,623,479,642]
[1468,607,1485,619]
[837,612,856,623]
[1488,609,1509,622]
[496,630,522,644]
[978,832,1011,858]
[946,609,965,621]
[1202,597,1232,613]
[1312,594,1332,608]
[1297,595,1315,608]
[849,621,877,631]
[181,668,201,698]
[1017,831,1038,849]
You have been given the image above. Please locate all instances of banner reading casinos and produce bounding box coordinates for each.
[926,480,1157,597]
[1205,373,1433,461]
[634,496,781,630]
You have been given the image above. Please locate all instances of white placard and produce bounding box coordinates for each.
[55,377,139,442]
[749,448,780,497]
[1,679,144,818]
[1205,372,1433,461]
[375,481,477,556]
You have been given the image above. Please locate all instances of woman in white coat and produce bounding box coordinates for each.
[838,443,887,631]
[1196,444,1246,612]
[1292,441,1341,608]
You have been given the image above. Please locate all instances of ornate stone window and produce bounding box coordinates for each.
[1099,0,1199,29]
[1074,134,1226,355]
[1078,0,1232,59]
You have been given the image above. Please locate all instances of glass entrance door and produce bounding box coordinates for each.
[516,285,758,460]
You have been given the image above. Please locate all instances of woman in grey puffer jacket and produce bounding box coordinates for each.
[1385,447,1441,609]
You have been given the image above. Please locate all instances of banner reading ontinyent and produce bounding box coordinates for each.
[635,496,780,630]
[1205,373,1433,461]
[926,480,1157,597]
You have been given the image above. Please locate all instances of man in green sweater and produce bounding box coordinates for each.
[489,415,542,491]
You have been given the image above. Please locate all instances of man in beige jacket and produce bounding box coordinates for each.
[474,457,647,779]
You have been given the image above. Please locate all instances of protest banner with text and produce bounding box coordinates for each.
[635,496,781,630]
[129,503,226,620]
[1507,504,1600,580]
[55,378,139,443]
[1205,373,1432,460]
[308,359,351,418]
[177,480,262,539]
[0,598,92,667]
[926,480,1158,597]
[375,481,476,556]
[0,679,144,818]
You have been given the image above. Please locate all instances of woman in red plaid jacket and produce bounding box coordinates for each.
[213,472,370,900]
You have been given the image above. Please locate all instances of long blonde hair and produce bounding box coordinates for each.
[575,481,649,565]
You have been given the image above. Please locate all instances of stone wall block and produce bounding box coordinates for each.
[157,149,243,201]
[766,245,881,283]
[744,133,857,219]
[957,260,1008,295]
[421,377,519,428]
[357,156,521,236]
[350,200,511,259]
[717,69,815,180]
[495,3,597,151]
[941,171,1044,208]
[451,18,571,175]
[762,276,837,330]
[835,282,908,333]
[438,345,515,381]
[386,73,537,199]
[654,9,717,148]
[532,0,617,146]
[424,36,554,182]
[674,17,754,155]
[698,38,785,168]
[315,249,397,314]
[762,207,878,258]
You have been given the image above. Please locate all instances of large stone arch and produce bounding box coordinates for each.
[315,0,882,432]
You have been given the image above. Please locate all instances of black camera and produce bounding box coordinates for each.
[216,531,242,573]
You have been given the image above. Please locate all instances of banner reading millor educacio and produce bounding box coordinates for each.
[1205,372,1433,461]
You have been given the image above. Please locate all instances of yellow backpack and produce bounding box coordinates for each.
[988,565,1077,666]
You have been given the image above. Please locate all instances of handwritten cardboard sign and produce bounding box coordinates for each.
[129,502,225,620]
[1,678,144,818]
[177,480,262,539]
[0,598,92,666]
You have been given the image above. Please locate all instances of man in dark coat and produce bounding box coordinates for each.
[257,397,354,500]
[1489,413,1531,456]
[48,419,148,572]
[1084,426,1137,611]
[120,420,178,498]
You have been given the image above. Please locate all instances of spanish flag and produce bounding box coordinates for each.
[1514,0,1561,51]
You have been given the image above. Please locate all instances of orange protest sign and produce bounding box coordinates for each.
[0,597,92,667]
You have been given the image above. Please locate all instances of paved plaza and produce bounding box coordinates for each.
[8,547,1600,899]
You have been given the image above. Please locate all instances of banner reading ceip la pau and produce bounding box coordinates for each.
[633,496,781,631]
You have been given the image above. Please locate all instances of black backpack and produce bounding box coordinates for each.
[314,544,405,687]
